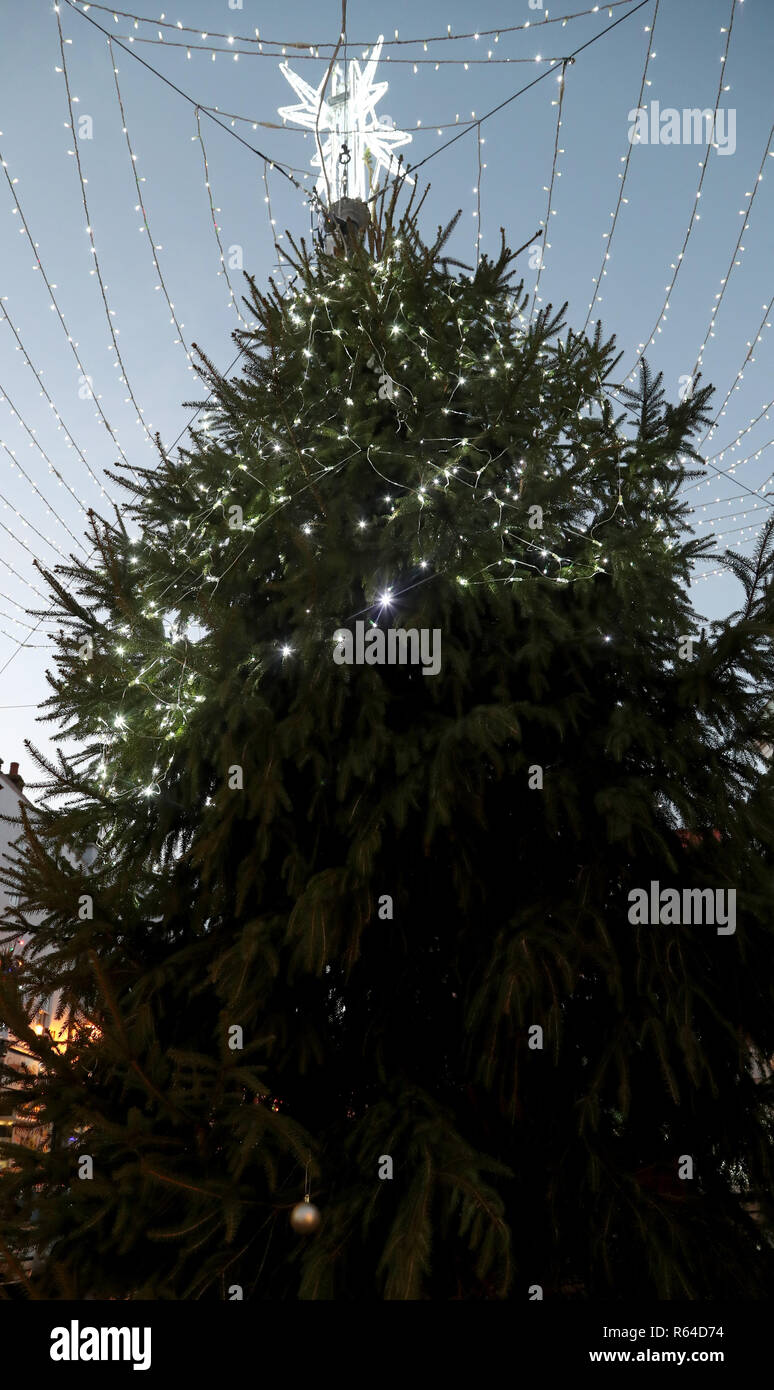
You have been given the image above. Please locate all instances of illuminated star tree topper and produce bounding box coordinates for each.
[278,35,412,205]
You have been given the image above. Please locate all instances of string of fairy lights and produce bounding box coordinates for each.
[108,36,195,372]
[0,271,115,505]
[697,290,774,449]
[689,121,774,385]
[529,58,570,322]
[194,108,251,327]
[0,138,132,489]
[55,3,156,450]
[0,0,773,687]
[581,0,660,334]
[68,1,637,47]
[622,0,739,384]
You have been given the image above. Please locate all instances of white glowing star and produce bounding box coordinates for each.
[278,35,412,205]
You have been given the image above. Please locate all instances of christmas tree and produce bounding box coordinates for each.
[2,174,774,1301]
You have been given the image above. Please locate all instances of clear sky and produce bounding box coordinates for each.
[1,0,773,784]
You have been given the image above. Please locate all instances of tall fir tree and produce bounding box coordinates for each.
[2,186,774,1300]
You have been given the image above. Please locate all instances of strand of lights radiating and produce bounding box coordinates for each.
[692,515,769,554]
[396,2,652,197]
[0,594,57,677]
[55,5,155,448]
[692,499,768,528]
[624,0,739,383]
[690,125,774,386]
[0,542,54,600]
[473,124,483,266]
[68,2,635,48]
[0,146,132,480]
[0,623,50,647]
[0,587,54,637]
[199,100,478,139]
[530,59,570,323]
[707,518,769,543]
[582,0,660,334]
[0,340,260,680]
[0,444,84,553]
[0,298,111,508]
[685,444,774,513]
[89,34,569,65]
[196,96,545,148]
[686,434,774,502]
[108,370,275,609]
[61,0,313,200]
[703,393,774,471]
[0,507,73,570]
[0,484,73,563]
[683,402,774,518]
[0,391,94,546]
[0,587,48,620]
[68,0,647,224]
[194,109,249,326]
[685,453,774,507]
[263,158,289,287]
[108,38,195,372]
[0,606,55,642]
[698,290,774,450]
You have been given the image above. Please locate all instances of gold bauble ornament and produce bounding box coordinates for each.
[290,1198,321,1234]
